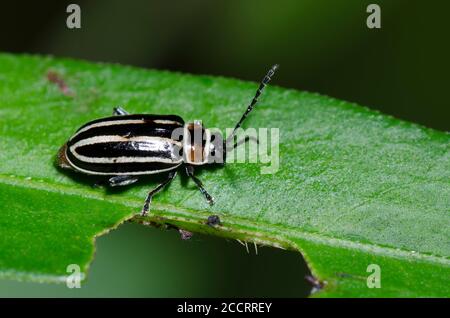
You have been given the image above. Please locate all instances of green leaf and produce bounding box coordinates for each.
[0,53,448,297]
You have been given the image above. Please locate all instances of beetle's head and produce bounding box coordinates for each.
[183,121,225,166]
[182,65,279,167]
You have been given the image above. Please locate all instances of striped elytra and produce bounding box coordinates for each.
[60,114,185,175]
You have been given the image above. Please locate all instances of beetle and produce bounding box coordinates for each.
[57,65,278,215]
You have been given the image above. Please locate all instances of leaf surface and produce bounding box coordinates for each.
[0,53,448,296]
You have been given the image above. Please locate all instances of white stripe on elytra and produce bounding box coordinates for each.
[65,150,182,176]
[72,154,183,164]
[153,119,183,125]
[71,135,182,148]
[70,118,182,140]
[70,135,183,164]
[70,119,145,140]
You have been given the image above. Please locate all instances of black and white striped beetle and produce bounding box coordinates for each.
[58,65,278,215]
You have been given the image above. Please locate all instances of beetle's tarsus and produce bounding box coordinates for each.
[207,195,215,205]
[140,171,177,216]
[108,175,139,187]
[185,165,215,206]
[113,106,129,116]
[141,204,150,216]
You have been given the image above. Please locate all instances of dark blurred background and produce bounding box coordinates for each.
[0,0,448,297]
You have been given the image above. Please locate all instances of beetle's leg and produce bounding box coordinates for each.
[141,171,177,216]
[108,175,139,187]
[113,106,129,116]
[232,135,259,150]
[185,165,215,205]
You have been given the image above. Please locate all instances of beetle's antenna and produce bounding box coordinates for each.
[226,64,279,150]
[232,135,259,150]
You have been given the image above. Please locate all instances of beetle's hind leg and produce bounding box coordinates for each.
[141,171,177,216]
[185,165,215,205]
[108,175,139,187]
[113,106,129,116]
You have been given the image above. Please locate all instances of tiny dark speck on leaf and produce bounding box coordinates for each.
[206,215,222,227]
[46,70,74,97]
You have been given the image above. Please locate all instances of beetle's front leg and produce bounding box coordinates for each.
[113,106,129,116]
[141,171,177,216]
[185,165,215,205]
[108,175,139,187]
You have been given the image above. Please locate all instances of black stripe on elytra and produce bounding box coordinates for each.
[67,149,180,173]
[76,114,184,131]
[69,123,183,145]
[75,141,178,160]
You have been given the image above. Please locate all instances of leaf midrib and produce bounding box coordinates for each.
[1,173,448,267]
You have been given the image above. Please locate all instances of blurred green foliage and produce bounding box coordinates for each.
[2,0,447,130]
[0,223,309,297]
